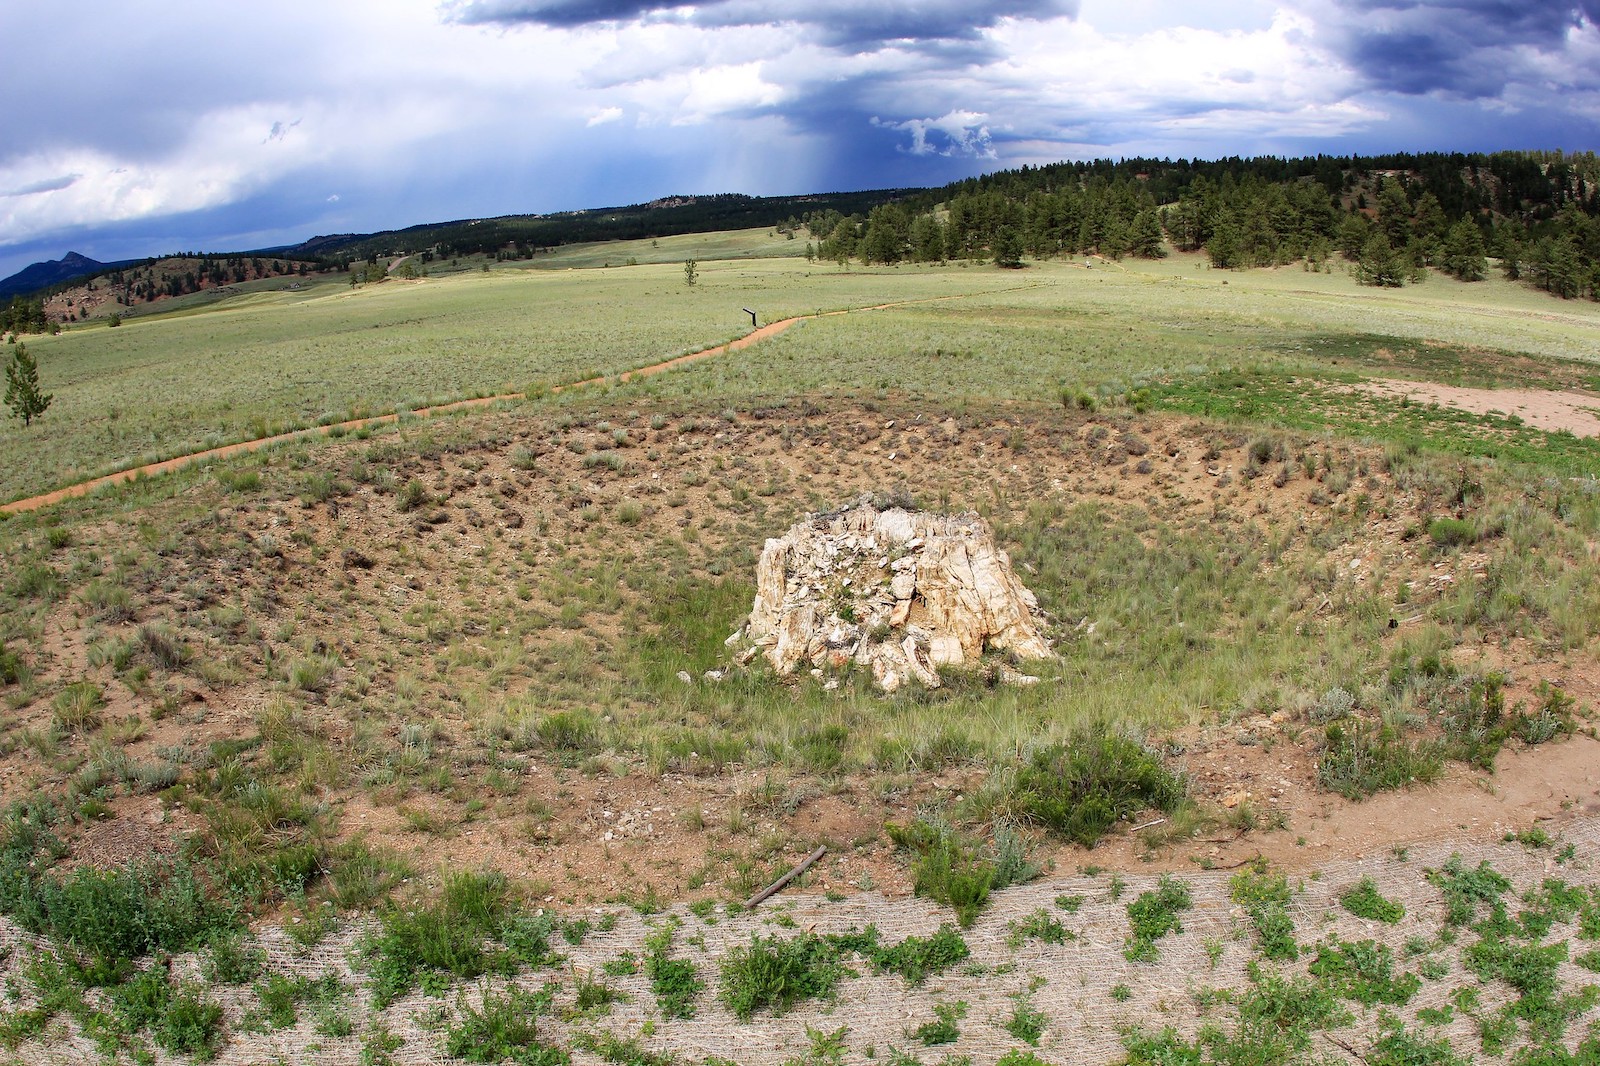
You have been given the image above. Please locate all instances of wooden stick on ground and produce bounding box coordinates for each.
[746,845,828,909]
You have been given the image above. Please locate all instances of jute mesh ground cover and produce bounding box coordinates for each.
[4,819,1599,1064]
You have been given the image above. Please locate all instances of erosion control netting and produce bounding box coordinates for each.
[5,820,1600,1065]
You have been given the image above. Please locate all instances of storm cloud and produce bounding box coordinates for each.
[1299,0,1600,97]
[447,0,1080,50]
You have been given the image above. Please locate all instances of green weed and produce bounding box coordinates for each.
[643,919,703,1020]
[719,932,847,1020]
[1339,876,1405,923]
[1309,940,1420,1006]
[364,870,554,1007]
[1229,862,1298,961]
[1125,876,1193,962]
[443,983,567,1065]
[912,1001,966,1045]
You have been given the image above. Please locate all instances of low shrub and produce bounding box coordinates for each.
[1428,516,1476,547]
[17,858,237,975]
[1012,731,1186,846]
[1317,721,1443,799]
[0,643,22,685]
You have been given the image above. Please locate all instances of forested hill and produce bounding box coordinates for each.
[276,189,905,266]
[5,152,1597,324]
[803,150,1600,300]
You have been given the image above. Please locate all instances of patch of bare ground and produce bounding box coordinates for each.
[1345,378,1600,438]
[1,395,1596,914]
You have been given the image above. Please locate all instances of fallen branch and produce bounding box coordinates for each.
[1130,818,1167,833]
[1323,1032,1370,1063]
[746,845,828,908]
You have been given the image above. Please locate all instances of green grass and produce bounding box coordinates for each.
[1009,730,1187,846]
[363,870,556,1007]
[1,254,1006,502]
[1146,368,1600,475]
[13,244,1598,504]
[4,235,1600,1065]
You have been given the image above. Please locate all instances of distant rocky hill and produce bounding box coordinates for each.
[0,251,138,301]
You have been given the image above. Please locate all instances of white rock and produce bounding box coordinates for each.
[743,496,1052,691]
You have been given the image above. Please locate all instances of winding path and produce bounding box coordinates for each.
[2,288,1026,516]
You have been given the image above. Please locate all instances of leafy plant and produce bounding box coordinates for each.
[1309,940,1420,1006]
[1125,876,1193,962]
[643,919,703,1020]
[912,1000,967,1045]
[828,924,969,985]
[719,932,847,1020]
[887,819,994,928]
[364,870,552,1007]
[1005,992,1048,1045]
[1229,862,1297,961]
[443,984,567,1065]
[1007,908,1073,949]
[1339,876,1405,923]
[1427,856,1510,928]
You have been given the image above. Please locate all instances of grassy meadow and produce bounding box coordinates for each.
[3,231,1600,1064]
[8,244,1599,504]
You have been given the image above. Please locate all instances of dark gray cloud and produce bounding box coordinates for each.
[1310,0,1600,97]
[447,0,1078,51]
[2,175,81,198]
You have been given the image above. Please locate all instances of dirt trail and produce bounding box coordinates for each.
[1,288,1026,516]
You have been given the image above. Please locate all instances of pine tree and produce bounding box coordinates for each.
[1440,219,1487,281]
[1356,234,1406,288]
[4,342,52,427]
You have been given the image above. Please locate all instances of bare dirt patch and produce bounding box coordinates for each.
[1348,378,1600,438]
